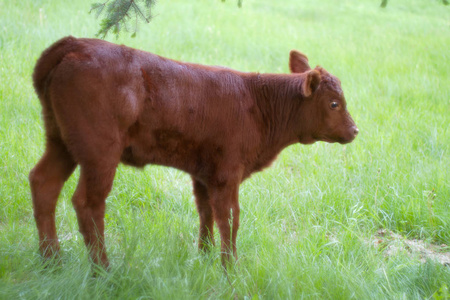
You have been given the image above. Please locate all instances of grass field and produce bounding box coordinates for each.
[1,0,449,298]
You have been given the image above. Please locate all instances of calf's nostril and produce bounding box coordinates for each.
[354,127,359,135]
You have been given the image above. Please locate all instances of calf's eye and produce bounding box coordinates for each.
[330,102,339,109]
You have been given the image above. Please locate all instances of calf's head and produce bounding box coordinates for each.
[289,50,359,144]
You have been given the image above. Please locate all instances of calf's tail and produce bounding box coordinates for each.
[32,36,78,102]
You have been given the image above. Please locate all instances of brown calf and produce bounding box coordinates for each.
[30,36,358,268]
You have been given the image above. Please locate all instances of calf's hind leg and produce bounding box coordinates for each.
[71,156,120,269]
[29,139,76,259]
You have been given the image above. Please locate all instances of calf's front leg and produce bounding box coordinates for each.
[192,178,215,251]
[209,182,240,266]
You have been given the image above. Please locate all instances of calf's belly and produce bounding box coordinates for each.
[120,129,220,180]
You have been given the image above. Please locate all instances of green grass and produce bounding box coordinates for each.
[1,0,449,298]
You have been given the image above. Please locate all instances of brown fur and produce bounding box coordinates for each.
[30,37,358,268]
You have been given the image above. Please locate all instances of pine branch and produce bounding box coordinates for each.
[91,0,245,38]
[381,0,447,8]
[90,0,154,38]
[221,0,243,8]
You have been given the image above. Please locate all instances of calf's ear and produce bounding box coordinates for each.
[301,69,321,97]
[289,50,311,73]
